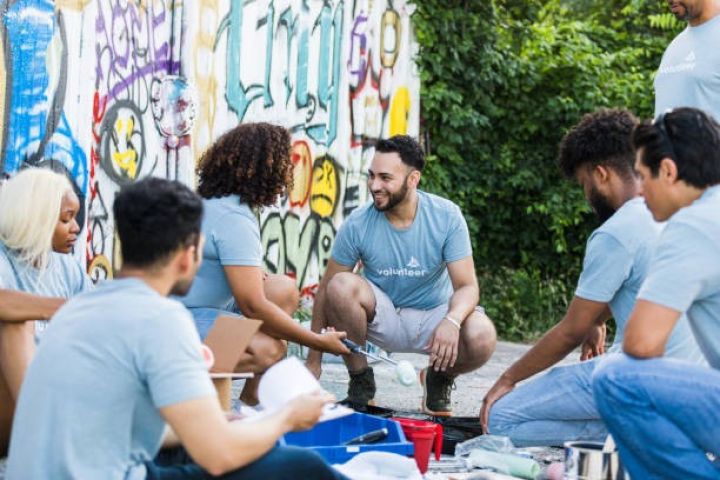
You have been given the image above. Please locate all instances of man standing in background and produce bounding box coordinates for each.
[655,0,720,119]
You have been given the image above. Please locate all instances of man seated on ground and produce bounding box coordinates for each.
[479,109,704,446]
[306,135,497,416]
[593,108,720,479]
[6,178,345,480]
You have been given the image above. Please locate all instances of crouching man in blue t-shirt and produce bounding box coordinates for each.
[593,108,720,479]
[306,135,497,416]
[6,178,345,480]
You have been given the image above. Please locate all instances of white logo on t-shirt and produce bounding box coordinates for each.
[376,256,427,278]
[659,50,696,75]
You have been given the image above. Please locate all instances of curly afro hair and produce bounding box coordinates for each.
[197,123,292,208]
[558,108,638,180]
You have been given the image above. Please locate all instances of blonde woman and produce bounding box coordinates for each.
[0,168,92,454]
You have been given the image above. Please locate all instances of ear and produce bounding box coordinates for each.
[658,157,679,183]
[592,164,610,183]
[176,245,196,275]
[408,169,421,188]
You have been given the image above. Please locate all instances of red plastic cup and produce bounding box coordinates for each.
[391,417,443,473]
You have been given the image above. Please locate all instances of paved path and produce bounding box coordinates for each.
[318,340,576,416]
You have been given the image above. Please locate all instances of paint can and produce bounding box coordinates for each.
[563,441,629,480]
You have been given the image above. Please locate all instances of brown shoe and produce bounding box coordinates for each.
[343,367,377,406]
[420,367,456,416]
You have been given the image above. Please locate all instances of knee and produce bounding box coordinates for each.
[591,354,634,411]
[254,336,287,371]
[325,272,364,304]
[276,279,300,316]
[487,401,512,436]
[266,275,300,315]
[485,388,520,436]
[463,312,497,360]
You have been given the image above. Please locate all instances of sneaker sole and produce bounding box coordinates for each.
[342,398,377,407]
[419,368,453,417]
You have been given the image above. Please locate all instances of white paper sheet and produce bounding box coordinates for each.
[242,357,353,423]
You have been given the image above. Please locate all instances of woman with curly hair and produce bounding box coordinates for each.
[182,123,349,406]
[0,167,93,454]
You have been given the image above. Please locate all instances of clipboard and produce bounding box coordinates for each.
[203,314,263,373]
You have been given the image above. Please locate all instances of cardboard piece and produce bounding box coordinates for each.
[203,314,262,373]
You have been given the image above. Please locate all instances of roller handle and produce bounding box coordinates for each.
[341,338,362,353]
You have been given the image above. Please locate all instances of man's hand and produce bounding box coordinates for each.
[479,376,515,433]
[580,323,606,361]
[314,330,350,356]
[426,318,460,372]
[285,391,335,431]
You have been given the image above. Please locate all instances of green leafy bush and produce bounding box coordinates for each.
[414,0,681,341]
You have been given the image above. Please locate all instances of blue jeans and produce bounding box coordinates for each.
[593,353,720,479]
[488,358,608,447]
[147,445,348,479]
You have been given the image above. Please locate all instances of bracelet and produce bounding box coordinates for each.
[444,315,462,330]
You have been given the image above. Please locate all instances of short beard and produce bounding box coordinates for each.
[170,277,194,297]
[373,176,410,212]
[589,188,616,224]
[670,2,695,21]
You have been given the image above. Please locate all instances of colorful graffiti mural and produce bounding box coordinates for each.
[0,0,419,298]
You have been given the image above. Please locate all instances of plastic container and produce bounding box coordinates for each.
[391,417,443,473]
[280,412,414,464]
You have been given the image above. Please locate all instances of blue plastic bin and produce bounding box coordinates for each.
[280,412,414,463]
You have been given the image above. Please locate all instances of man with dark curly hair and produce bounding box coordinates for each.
[181,123,349,406]
[307,135,497,416]
[593,107,720,479]
[479,109,703,446]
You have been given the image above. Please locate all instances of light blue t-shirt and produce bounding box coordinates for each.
[181,195,262,310]
[638,185,720,369]
[654,14,720,120]
[575,197,702,362]
[332,191,472,310]
[0,241,93,336]
[6,278,215,479]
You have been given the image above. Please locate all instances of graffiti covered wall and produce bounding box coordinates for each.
[0,0,420,298]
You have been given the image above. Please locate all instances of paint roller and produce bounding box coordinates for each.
[341,338,416,386]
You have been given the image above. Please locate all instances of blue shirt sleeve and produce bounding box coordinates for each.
[140,304,215,408]
[575,232,633,302]
[443,207,472,263]
[67,257,94,295]
[212,210,262,267]
[0,247,18,290]
[332,217,360,267]
[638,222,719,313]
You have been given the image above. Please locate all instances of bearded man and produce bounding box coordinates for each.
[306,135,496,416]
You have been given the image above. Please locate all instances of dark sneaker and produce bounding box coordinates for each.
[420,367,456,416]
[344,367,376,406]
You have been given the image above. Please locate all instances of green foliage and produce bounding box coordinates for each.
[414,0,679,341]
[479,267,573,341]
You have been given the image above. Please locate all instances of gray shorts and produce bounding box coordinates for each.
[366,280,485,354]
